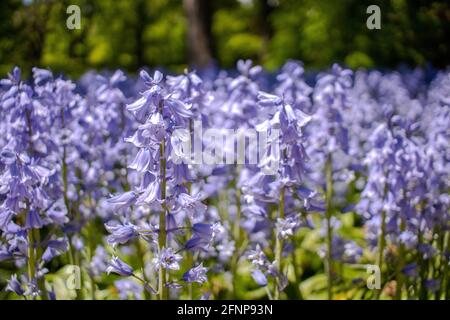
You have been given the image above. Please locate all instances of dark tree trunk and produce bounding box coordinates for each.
[28,1,54,67]
[134,0,146,69]
[183,0,214,68]
[258,0,274,41]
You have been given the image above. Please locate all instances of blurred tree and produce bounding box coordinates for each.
[134,0,148,69]
[21,0,54,67]
[0,0,449,76]
[144,0,186,71]
[183,0,214,68]
[255,0,275,58]
[212,0,264,67]
[43,0,94,76]
[0,0,23,75]
[0,0,55,75]
[85,0,137,70]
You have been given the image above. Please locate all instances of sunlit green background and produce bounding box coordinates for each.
[0,0,449,77]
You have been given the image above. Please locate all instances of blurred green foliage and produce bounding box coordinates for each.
[0,0,449,77]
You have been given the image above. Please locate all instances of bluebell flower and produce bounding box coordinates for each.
[185,223,220,251]
[424,279,441,293]
[90,246,109,277]
[107,191,137,211]
[275,216,299,239]
[182,263,208,284]
[127,70,163,122]
[200,292,211,300]
[106,256,134,277]
[248,245,269,268]
[115,279,143,300]
[153,248,182,271]
[402,263,418,278]
[165,281,183,289]
[176,193,207,218]
[136,179,162,208]
[399,230,418,249]
[32,67,53,86]
[0,209,14,231]
[25,209,44,229]
[165,98,193,120]
[44,200,69,225]
[42,238,68,262]
[128,149,153,173]
[138,112,166,143]
[184,236,210,252]
[276,60,312,112]
[6,274,24,296]
[236,59,262,78]
[105,222,139,247]
[251,269,268,287]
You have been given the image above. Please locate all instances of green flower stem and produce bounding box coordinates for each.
[135,239,151,300]
[443,231,450,299]
[265,287,274,300]
[63,157,82,299]
[185,218,194,300]
[395,219,406,300]
[33,227,48,300]
[158,103,168,300]
[25,111,39,295]
[61,119,84,299]
[325,154,334,300]
[27,228,36,283]
[230,165,244,298]
[90,271,97,300]
[186,154,194,300]
[375,210,386,299]
[85,199,97,301]
[292,231,304,299]
[61,109,80,298]
[274,186,285,300]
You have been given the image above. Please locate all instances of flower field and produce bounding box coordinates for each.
[0,61,449,300]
